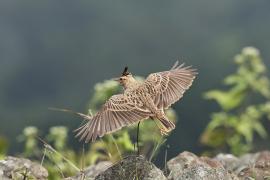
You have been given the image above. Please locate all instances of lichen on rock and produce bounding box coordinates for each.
[95,155,166,180]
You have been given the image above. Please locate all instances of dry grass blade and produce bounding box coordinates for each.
[149,138,167,162]
[36,136,81,172]
[48,107,93,120]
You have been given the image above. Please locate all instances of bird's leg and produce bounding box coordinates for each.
[136,121,141,156]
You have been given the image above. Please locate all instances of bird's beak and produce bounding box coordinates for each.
[112,77,120,82]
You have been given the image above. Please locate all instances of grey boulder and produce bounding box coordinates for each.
[0,156,48,180]
[95,155,166,180]
[167,151,235,180]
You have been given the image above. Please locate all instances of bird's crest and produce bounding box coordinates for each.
[122,66,131,76]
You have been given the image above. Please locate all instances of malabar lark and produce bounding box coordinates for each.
[72,61,197,143]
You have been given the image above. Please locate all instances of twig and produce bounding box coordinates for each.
[164,145,169,175]
[81,144,85,171]
[110,134,122,160]
[136,121,141,156]
[40,147,47,166]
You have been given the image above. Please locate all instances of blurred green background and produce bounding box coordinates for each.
[1,0,270,165]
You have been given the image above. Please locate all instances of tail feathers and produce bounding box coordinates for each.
[158,117,175,132]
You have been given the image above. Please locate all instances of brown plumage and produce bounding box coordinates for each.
[75,61,197,142]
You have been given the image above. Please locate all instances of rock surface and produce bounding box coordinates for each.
[95,155,166,180]
[65,161,112,180]
[0,156,48,180]
[2,151,270,179]
[166,150,270,180]
[214,151,270,179]
[167,151,235,180]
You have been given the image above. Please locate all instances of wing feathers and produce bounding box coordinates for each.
[75,94,151,142]
[145,61,197,109]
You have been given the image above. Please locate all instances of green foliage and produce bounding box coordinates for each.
[18,76,177,179]
[0,136,8,160]
[89,80,121,111]
[19,126,80,179]
[87,77,177,163]
[201,47,270,155]
[18,126,39,157]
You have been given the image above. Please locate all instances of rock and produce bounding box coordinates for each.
[214,152,259,174]
[65,161,112,180]
[214,153,239,172]
[0,156,48,180]
[95,155,166,180]
[235,153,259,174]
[167,151,235,180]
[255,151,270,168]
[237,151,270,180]
[4,151,270,180]
[215,151,270,179]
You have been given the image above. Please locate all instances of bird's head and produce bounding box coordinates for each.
[113,66,136,89]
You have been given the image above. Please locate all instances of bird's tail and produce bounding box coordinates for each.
[157,116,175,134]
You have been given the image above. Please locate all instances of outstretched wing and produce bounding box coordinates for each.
[144,61,197,109]
[75,94,152,142]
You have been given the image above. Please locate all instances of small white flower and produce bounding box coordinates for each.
[242,47,260,57]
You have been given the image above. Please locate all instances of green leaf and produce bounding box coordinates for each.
[236,119,253,143]
[206,112,228,130]
[204,87,246,111]
[224,74,242,85]
[253,122,267,138]
[200,128,227,148]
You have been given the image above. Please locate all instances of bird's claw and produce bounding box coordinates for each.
[160,128,168,136]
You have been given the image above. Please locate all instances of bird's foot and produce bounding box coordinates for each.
[160,128,169,136]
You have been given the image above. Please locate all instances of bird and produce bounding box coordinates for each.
[71,61,197,143]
